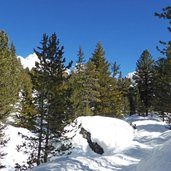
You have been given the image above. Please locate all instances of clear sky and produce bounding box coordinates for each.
[1,0,171,75]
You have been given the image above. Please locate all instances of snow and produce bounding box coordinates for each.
[17,53,39,70]
[126,71,135,80]
[136,132,171,171]
[2,114,171,171]
[70,116,134,155]
[1,125,33,170]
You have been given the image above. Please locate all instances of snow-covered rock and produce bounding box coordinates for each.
[69,116,134,155]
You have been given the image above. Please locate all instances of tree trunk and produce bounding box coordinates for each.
[44,121,50,163]
[37,98,44,166]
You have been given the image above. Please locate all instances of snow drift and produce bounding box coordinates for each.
[136,132,171,171]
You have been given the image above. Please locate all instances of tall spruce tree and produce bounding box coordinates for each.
[29,33,72,166]
[134,50,155,116]
[90,42,123,117]
[90,42,111,115]
[70,48,100,117]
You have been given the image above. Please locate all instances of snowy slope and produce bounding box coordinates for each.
[1,125,34,170]
[17,53,39,70]
[31,115,171,171]
[136,132,171,171]
[2,114,171,171]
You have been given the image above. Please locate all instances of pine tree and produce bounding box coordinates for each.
[82,61,101,115]
[90,42,111,115]
[134,50,155,116]
[28,33,72,166]
[69,49,100,117]
[153,58,168,120]
[76,47,85,72]
[155,6,171,32]
[111,61,120,78]
[117,76,132,115]
[16,68,37,130]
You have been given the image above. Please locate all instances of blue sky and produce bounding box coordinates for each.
[1,0,171,75]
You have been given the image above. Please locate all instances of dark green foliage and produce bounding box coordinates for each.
[153,58,168,120]
[0,31,22,167]
[153,44,171,115]
[155,6,171,32]
[0,31,21,121]
[70,49,100,117]
[111,61,120,78]
[134,50,155,116]
[76,47,85,72]
[29,33,72,166]
[117,77,132,115]
[17,69,37,130]
[155,6,171,54]
[90,42,123,117]
[90,42,111,115]
[127,84,136,115]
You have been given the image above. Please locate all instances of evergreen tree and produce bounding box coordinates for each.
[76,47,85,72]
[28,33,72,166]
[90,42,123,117]
[70,49,100,117]
[134,50,155,116]
[155,6,171,32]
[109,77,124,117]
[117,76,132,115]
[153,6,171,118]
[153,58,168,120]
[0,31,22,167]
[16,68,37,130]
[111,61,120,78]
[90,42,111,115]
[82,61,101,115]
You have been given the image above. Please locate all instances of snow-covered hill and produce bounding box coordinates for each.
[17,53,39,70]
[2,115,171,171]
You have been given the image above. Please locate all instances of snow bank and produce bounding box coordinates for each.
[136,132,171,171]
[69,116,134,155]
[18,53,39,70]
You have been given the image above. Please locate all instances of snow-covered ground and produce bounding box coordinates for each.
[1,126,34,170]
[1,114,171,171]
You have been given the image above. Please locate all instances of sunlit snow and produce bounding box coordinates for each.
[17,53,39,70]
[2,114,171,171]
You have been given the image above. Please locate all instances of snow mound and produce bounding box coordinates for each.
[136,132,171,171]
[67,116,134,155]
[18,53,39,70]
